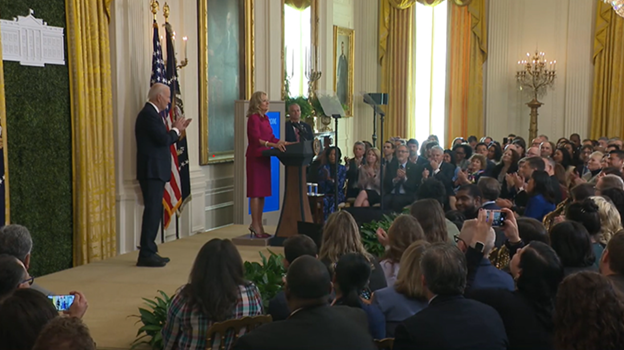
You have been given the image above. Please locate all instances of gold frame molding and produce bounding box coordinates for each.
[198,0,255,165]
[333,26,354,117]
[280,0,318,100]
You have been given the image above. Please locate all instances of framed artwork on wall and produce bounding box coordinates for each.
[333,26,354,117]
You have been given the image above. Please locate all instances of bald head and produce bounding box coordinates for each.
[147,83,170,110]
[527,146,540,158]
[458,224,496,255]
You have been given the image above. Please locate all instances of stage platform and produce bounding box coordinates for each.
[36,225,282,350]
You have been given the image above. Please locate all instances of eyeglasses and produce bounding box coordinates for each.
[21,276,34,286]
[453,235,465,244]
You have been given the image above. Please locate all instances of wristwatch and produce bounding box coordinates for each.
[472,241,485,253]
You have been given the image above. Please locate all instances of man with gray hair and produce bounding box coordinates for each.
[415,145,455,206]
[0,224,50,295]
[393,243,508,350]
[596,174,624,195]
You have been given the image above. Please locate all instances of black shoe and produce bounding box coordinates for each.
[137,255,167,267]
[155,254,170,263]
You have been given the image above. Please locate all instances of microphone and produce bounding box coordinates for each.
[294,122,308,141]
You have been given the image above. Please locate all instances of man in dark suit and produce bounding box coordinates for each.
[383,144,418,213]
[233,256,375,350]
[135,83,191,267]
[285,103,313,142]
[415,146,455,205]
[477,177,502,211]
[394,243,508,350]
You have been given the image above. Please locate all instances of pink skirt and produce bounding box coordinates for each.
[246,155,272,198]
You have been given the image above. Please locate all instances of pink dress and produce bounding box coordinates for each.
[246,113,279,198]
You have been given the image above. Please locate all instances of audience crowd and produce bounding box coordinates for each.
[2,133,624,350]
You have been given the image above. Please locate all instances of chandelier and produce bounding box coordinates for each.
[603,0,624,17]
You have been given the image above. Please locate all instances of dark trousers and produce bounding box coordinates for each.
[382,194,414,214]
[139,179,165,258]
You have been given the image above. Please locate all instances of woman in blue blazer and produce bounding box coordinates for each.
[524,170,556,221]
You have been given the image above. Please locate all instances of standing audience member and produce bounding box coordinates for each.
[32,317,95,350]
[162,239,263,350]
[406,139,420,164]
[353,148,382,207]
[233,256,376,350]
[549,221,598,276]
[331,254,385,340]
[554,272,624,350]
[393,243,508,350]
[416,146,456,207]
[372,241,430,337]
[375,215,425,286]
[599,230,624,294]
[268,235,317,321]
[382,141,395,167]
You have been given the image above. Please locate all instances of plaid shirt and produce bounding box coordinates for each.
[162,283,264,350]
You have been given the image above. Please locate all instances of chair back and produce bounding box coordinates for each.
[206,315,272,350]
[374,338,395,350]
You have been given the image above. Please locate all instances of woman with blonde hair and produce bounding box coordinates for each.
[372,240,430,337]
[376,215,425,286]
[590,196,623,245]
[245,91,289,238]
[318,211,387,291]
[354,148,382,207]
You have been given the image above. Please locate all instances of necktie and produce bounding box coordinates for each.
[293,123,300,142]
[395,164,405,194]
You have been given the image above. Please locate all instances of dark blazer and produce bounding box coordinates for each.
[471,258,515,292]
[393,295,508,350]
[232,304,376,350]
[135,103,179,182]
[285,120,313,142]
[383,160,419,197]
[414,161,456,197]
[267,291,289,321]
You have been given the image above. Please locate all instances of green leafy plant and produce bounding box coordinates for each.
[244,250,286,309]
[360,213,399,257]
[130,290,174,350]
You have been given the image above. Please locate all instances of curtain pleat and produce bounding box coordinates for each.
[466,0,486,138]
[591,1,624,139]
[447,4,471,146]
[66,0,116,265]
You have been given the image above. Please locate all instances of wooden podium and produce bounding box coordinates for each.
[262,141,314,245]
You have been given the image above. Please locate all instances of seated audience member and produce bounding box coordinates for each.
[511,138,527,158]
[600,187,624,225]
[406,138,420,164]
[0,289,59,350]
[353,148,381,207]
[566,199,607,267]
[382,144,418,213]
[318,147,347,220]
[319,211,387,291]
[570,183,596,202]
[409,199,449,243]
[455,222,514,292]
[162,239,263,350]
[454,184,484,220]
[539,141,554,158]
[416,179,461,237]
[445,210,466,231]
[415,146,456,205]
[457,154,487,185]
[381,141,395,167]
[0,254,31,301]
[233,256,376,350]
[491,148,519,199]
[524,170,556,221]
[608,149,624,170]
[569,133,581,148]
[477,177,502,210]
[372,241,430,337]
[591,196,623,245]
[526,146,541,158]
[488,142,503,163]
[32,316,95,350]
[345,142,366,199]
[554,272,624,350]
[0,224,51,295]
[490,216,550,270]
[375,215,425,286]
[332,253,385,339]
[268,235,317,321]
[553,147,574,171]
[575,144,594,177]
[452,143,472,171]
[549,221,598,276]
[466,212,564,350]
[599,230,624,294]
[393,243,508,350]
[596,173,624,194]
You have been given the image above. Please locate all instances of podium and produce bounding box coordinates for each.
[262,141,314,245]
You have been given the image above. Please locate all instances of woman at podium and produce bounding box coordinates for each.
[246,91,287,238]
[318,146,347,220]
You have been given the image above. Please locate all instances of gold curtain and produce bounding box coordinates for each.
[285,0,311,10]
[66,0,116,266]
[0,18,9,224]
[591,1,624,139]
[446,0,487,143]
[379,0,416,140]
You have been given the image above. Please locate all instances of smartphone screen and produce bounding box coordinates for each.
[487,210,506,227]
[360,288,372,300]
[48,295,75,311]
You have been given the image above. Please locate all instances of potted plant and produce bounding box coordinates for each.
[130,290,173,350]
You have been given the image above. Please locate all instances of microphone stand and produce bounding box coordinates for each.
[332,114,340,211]
[378,110,385,211]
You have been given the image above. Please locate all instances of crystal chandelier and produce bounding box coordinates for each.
[603,0,624,17]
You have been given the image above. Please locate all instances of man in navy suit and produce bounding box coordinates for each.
[383,145,419,213]
[135,83,191,267]
[285,103,313,142]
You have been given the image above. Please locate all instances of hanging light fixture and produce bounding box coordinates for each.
[604,0,624,17]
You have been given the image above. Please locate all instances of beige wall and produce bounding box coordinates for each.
[110,0,379,253]
[484,0,596,142]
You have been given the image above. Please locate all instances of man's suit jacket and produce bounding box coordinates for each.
[135,103,179,182]
[383,160,419,197]
[232,304,376,350]
[414,161,456,196]
[393,295,508,350]
[285,120,313,142]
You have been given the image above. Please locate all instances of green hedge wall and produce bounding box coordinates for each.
[1,0,73,277]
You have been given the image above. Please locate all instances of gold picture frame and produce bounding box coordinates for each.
[198,0,255,165]
[333,26,354,117]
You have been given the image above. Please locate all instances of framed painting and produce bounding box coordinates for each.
[333,26,354,117]
[198,0,255,164]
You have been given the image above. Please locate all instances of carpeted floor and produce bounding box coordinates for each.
[36,225,282,350]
